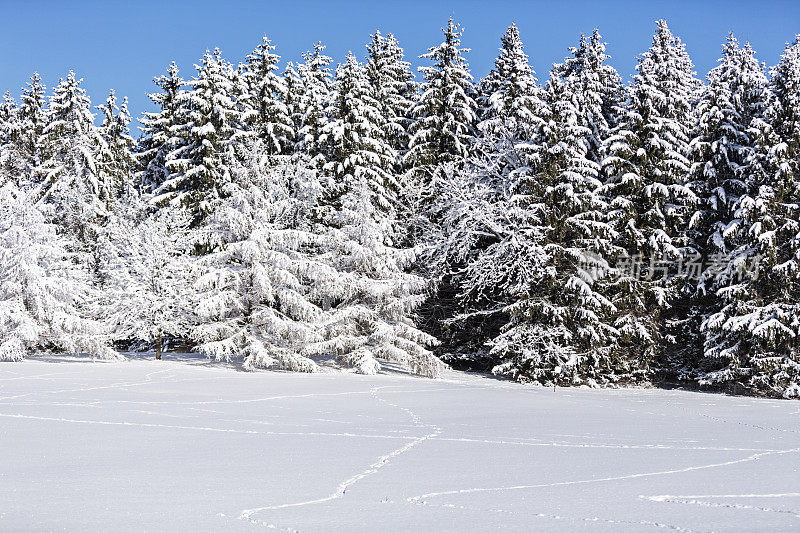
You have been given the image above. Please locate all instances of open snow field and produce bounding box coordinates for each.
[1,355,798,532]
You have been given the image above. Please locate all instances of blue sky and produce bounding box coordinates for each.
[1,0,798,129]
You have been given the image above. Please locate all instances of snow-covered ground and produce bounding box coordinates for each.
[1,355,798,532]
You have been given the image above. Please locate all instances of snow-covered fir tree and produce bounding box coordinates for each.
[325,51,398,219]
[603,20,700,371]
[474,22,548,189]
[688,36,775,385]
[296,42,333,166]
[240,36,293,156]
[16,73,49,178]
[365,30,416,168]
[690,35,766,290]
[0,182,115,361]
[553,29,624,162]
[96,90,135,201]
[190,154,337,373]
[315,170,443,377]
[38,71,109,245]
[698,36,799,396]
[406,18,477,173]
[421,23,549,364]
[99,198,195,360]
[138,62,184,194]
[0,91,22,184]
[477,23,547,134]
[155,49,243,224]
[690,37,771,284]
[404,19,479,361]
[487,32,631,386]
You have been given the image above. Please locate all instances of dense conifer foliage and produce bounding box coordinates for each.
[1,19,798,395]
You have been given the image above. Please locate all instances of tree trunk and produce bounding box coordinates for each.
[156,332,162,361]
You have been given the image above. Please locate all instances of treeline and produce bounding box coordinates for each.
[0,19,799,398]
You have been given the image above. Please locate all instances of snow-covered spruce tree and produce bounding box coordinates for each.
[190,155,332,372]
[38,71,109,245]
[0,91,22,185]
[96,90,135,201]
[191,144,441,376]
[681,36,768,383]
[421,23,549,366]
[405,19,479,342]
[99,199,195,360]
[477,23,547,140]
[365,30,416,169]
[325,51,398,220]
[738,34,800,397]
[15,73,49,179]
[473,22,548,191]
[690,36,768,292]
[406,18,477,176]
[603,20,700,374]
[771,36,800,181]
[155,49,243,225]
[296,42,333,167]
[698,36,800,397]
[281,61,304,151]
[488,33,633,386]
[421,158,550,370]
[313,170,444,377]
[0,182,115,361]
[398,19,473,362]
[137,62,184,195]
[693,37,772,383]
[553,29,624,161]
[240,36,293,156]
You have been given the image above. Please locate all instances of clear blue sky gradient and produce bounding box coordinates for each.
[1,0,798,129]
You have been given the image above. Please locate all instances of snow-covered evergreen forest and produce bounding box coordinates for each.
[2,19,800,399]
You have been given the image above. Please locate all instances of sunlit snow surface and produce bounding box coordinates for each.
[1,354,799,532]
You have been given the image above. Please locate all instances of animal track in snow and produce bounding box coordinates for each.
[406,448,800,503]
[237,386,440,521]
[642,493,800,519]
